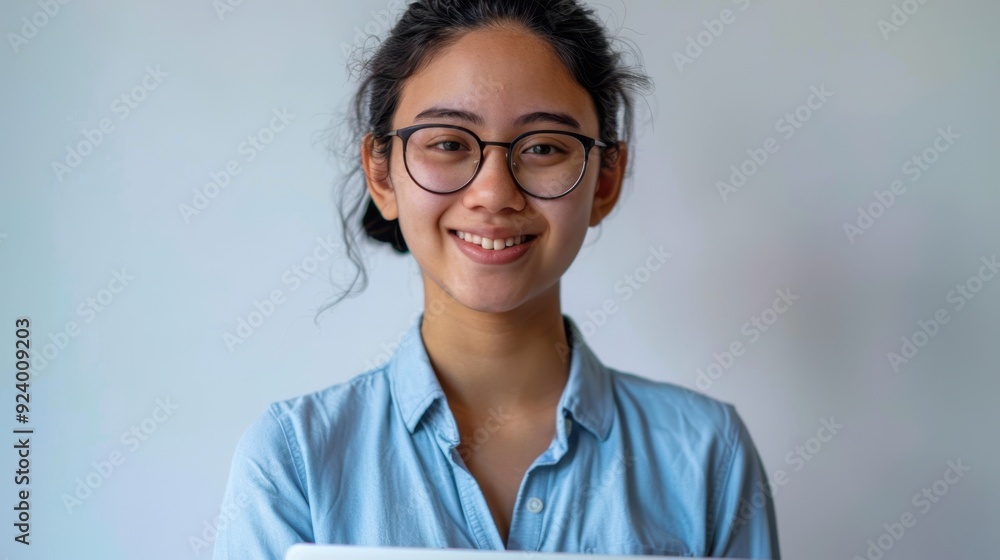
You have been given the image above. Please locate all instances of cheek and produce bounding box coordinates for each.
[552,188,595,239]
[393,185,450,251]
[536,202,592,274]
[559,214,592,257]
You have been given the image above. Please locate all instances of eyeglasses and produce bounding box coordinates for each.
[384,124,608,200]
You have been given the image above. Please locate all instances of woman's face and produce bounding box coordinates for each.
[364,25,624,314]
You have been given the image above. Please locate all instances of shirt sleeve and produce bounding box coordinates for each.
[709,405,781,559]
[213,405,313,560]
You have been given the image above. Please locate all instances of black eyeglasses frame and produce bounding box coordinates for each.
[384,123,609,200]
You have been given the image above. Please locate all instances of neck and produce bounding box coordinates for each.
[419,280,570,418]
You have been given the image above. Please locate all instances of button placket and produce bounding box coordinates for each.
[506,468,551,551]
[431,403,504,549]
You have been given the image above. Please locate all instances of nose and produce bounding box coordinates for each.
[461,145,527,213]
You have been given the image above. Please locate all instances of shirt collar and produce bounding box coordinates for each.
[388,314,614,441]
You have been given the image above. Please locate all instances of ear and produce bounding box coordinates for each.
[589,141,627,227]
[361,132,399,221]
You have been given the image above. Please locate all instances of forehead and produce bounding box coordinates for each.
[394,26,598,133]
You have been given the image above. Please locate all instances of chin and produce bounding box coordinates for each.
[447,288,531,315]
[437,273,560,316]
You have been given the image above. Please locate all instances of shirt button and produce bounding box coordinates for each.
[526,497,544,513]
[564,418,573,434]
[528,498,545,513]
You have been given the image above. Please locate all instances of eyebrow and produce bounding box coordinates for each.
[412,106,582,130]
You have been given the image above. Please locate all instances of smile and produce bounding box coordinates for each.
[454,230,535,251]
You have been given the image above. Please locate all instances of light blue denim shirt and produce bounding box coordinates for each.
[213,315,780,559]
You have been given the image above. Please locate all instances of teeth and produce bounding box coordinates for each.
[455,231,530,251]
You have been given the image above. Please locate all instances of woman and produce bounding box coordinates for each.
[214,1,780,558]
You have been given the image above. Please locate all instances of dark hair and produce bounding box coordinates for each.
[319,0,652,316]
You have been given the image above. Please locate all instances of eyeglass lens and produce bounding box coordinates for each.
[403,127,587,197]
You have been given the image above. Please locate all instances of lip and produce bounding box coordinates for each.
[450,230,535,265]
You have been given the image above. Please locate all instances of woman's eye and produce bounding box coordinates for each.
[525,144,559,155]
[432,140,465,152]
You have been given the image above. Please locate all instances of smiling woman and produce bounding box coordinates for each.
[213,1,779,558]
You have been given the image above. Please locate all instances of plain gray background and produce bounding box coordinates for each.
[1,0,997,558]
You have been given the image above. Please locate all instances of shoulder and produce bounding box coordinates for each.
[610,368,739,429]
[607,368,748,458]
[268,366,392,430]
[233,365,393,470]
[605,368,768,517]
